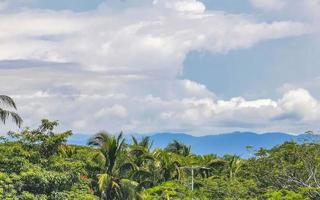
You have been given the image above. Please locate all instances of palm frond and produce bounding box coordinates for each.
[120,179,139,188]
[0,95,17,109]
[93,151,108,168]
[132,169,153,180]
[165,140,191,156]
[117,132,125,148]
[141,154,155,162]
[88,131,111,147]
[9,111,23,128]
[132,136,138,145]
[119,179,140,200]
[97,173,112,192]
[119,162,136,174]
[0,108,23,127]
[130,145,147,156]
[140,136,153,149]
[138,180,154,189]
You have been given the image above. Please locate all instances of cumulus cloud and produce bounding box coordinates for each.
[2,62,319,134]
[5,74,320,134]
[0,0,311,76]
[0,0,316,135]
[277,89,320,121]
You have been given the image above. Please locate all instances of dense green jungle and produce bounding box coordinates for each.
[1,96,320,200]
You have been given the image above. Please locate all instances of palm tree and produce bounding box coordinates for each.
[228,156,242,179]
[131,136,153,151]
[165,140,191,156]
[0,95,22,127]
[153,149,181,182]
[127,147,181,190]
[88,131,140,200]
[128,136,155,189]
[130,136,154,167]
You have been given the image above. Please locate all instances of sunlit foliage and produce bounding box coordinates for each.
[0,119,319,199]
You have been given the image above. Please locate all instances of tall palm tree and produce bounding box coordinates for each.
[128,137,155,189]
[165,140,191,156]
[0,95,22,127]
[130,136,154,167]
[88,131,140,200]
[153,149,181,182]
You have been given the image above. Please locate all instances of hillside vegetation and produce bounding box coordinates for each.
[0,119,319,199]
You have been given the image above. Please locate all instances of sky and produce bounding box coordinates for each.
[0,0,320,135]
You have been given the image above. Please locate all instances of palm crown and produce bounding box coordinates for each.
[0,95,23,127]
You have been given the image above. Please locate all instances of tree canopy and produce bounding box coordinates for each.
[0,119,319,199]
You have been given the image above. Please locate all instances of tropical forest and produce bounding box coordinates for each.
[1,95,320,200]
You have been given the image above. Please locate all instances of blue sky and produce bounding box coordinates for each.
[184,35,320,99]
[0,0,320,135]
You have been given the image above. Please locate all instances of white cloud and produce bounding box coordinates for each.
[250,0,286,11]
[3,67,320,134]
[0,0,311,76]
[250,0,320,23]
[95,104,128,119]
[0,0,317,135]
[278,89,320,121]
[154,0,206,13]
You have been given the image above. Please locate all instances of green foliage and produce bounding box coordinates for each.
[247,142,320,199]
[0,120,96,199]
[8,119,72,158]
[89,132,141,200]
[1,119,320,199]
[197,177,259,199]
[265,189,310,200]
[20,169,77,194]
[142,181,193,200]
[165,140,191,156]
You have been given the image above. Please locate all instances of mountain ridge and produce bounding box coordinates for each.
[68,132,315,157]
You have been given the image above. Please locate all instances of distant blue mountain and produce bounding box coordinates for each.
[68,132,317,157]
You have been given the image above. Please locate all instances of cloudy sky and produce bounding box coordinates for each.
[1,0,320,135]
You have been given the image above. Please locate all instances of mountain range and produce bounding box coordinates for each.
[67,132,317,157]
